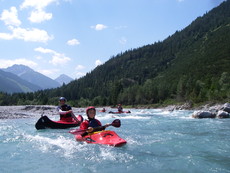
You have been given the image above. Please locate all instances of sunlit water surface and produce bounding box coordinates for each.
[1,109,230,173]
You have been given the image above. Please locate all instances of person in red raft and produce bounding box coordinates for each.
[99,108,106,112]
[117,104,123,113]
[57,97,78,122]
[79,106,109,137]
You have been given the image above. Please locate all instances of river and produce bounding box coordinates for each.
[0,108,230,173]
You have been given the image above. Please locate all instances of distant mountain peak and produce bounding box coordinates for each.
[55,74,73,85]
[5,64,33,76]
[3,64,61,90]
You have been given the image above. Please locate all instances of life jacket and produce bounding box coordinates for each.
[89,119,101,128]
[58,104,73,122]
[80,119,102,130]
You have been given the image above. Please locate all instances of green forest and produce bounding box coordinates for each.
[0,0,230,107]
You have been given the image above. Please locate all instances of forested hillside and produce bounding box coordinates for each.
[0,0,229,106]
[0,69,42,94]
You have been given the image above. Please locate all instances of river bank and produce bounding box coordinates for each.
[0,105,90,119]
[0,102,228,119]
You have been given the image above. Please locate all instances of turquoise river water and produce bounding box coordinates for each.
[0,109,230,173]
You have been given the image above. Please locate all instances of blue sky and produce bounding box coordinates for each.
[0,0,226,79]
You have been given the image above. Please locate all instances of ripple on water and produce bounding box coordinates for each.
[1,110,230,173]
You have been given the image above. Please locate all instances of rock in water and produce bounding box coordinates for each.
[192,111,216,118]
[217,110,230,118]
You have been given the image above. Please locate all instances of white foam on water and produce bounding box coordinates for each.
[97,113,151,120]
[154,110,171,115]
[125,135,163,147]
[179,116,194,120]
[97,113,114,120]
[24,134,87,158]
[2,135,21,143]
[118,115,151,120]
[125,137,141,145]
[99,147,134,163]
[1,108,230,173]
[135,109,163,115]
[0,124,27,143]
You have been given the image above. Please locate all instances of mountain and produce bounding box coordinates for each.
[1,1,229,106]
[57,0,230,105]
[55,74,73,85]
[3,65,61,90]
[0,69,42,93]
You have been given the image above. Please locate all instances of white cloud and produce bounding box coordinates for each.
[20,0,57,10]
[0,5,53,42]
[13,27,53,42]
[49,54,71,65]
[74,64,86,79]
[28,9,52,23]
[0,32,14,40]
[67,39,80,46]
[0,58,37,68]
[20,0,56,23]
[75,65,85,70]
[35,47,71,65]
[37,68,59,76]
[0,26,53,42]
[35,56,43,60]
[119,37,127,45]
[91,24,108,31]
[34,47,55,54]
[75,72,86,78]
[95,59,103,66]
[0,7,21,26]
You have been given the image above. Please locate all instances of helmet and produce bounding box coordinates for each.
[86,106,96,115]
[59,97,67,102]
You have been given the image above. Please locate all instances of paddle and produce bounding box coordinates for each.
[70,111,82,123]
[108,119,121,128]
[69,119,121,135]
[61,110,81,123]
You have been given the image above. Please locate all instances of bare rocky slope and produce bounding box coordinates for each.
[0,105,85,119]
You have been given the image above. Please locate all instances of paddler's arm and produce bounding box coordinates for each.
[58,109,69,115]
[92,124,110,132]
[81,124,110,137]
[58,109,78,121]
[81,127,93,137]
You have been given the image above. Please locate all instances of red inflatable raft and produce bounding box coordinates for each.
[70,130,127,147]
[108,111,131,114]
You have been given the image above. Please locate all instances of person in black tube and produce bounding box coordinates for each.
[57,97,76,122]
